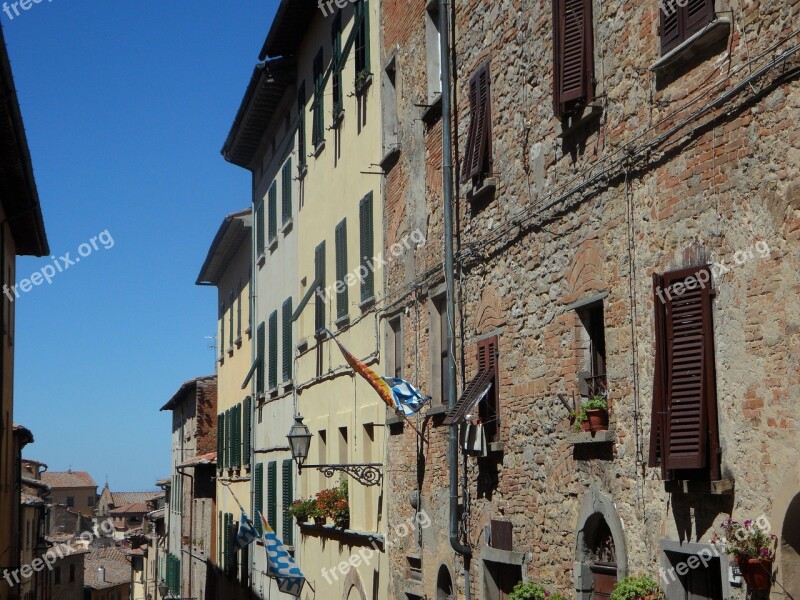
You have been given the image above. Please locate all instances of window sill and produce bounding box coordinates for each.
[359,296,376,312]
[420,93,442,125]
[299,522,384,547]
[379,146,401,171]
[427,404,449,419]
[567,428,615,446]
[650,18,731,72]
[256,252,266,268]
[297,164,308,180]
[334,314,350,329]
[281,218,293,236]
[235,336,242,349]
[557,104,603,138]
[312,141,326,158]
[282,379,294,392]
[331,109,345,128]
[355,73,373,97]
[268,386,279,399]
[218,355,224,365]
[267,237,278,253]
[664,479,734,495]
[227,346,234,357]
[296,338,309,353]
[465,177,497,204]
[245,325,252,339]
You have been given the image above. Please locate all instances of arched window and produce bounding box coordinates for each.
[437,565,455,600]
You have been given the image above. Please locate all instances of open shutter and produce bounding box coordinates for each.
[225,408,232,469]
[660,3,681,54]
[255,200,265,255]
[243,396,251,467]
[254,463,264,535]
[297,84,307,168]
[465,62,492,182]
[256,322,266,394]
[335,219,348,318]
[557,0,592,105]
[268,183,277,242]
[478,336,500,441]
[269,311,278,389]
[217,412,225,472]
[314,242,326,333]
[359,194,374,302]
[282,298,293,381]
[282,158,292,225]
[267,462,278,531]
[461,74,479,183]
[685,0,714,38]
[235,404,242,468]
[649,273,668,475]
[282,459,294,545]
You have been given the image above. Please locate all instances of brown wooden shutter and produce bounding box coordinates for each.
[461,62,492,183]
[685,0,714,38]
[478,336,500,442]
[660,0,714,55]
[649,273,668,474]
[461,72,479,183]
[553,0,593,116]
[651,265,720,478]
[660,3,681,54]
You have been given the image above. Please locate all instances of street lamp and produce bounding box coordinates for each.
[157,580,169,598]
[286,414,383,487]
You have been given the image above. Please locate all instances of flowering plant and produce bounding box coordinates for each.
[712,517,777,561]
[314,481,349,523]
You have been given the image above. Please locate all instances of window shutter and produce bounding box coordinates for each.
[335,219,348,318]
[217,412,225,472]
[269,311,278,389]
[315,242,326,333]
[282,298,293,381]
[237,280,243,339]
[218,511,223,565]
[297,84,307,168]
[461,73,479,183]
[254,463,264,535]
[649,273,668,474]
[661,0,713,55]
[651,265,720,478]
[257,322,266,394]
[332,13,343,114]
[267,461,278,531]
[462,62,492,182]
[282,459,294,545]
[243,396,251,467]
[554,0,593,113]
[234,404,242,468]
[359,193,374,302]
[225,408,232,469]
[229,290,234,347]
[685,0,714,38]
[477,336,500,442]
[268,183,277,242]
[660,3,681,54]
[220,303,225,358]
[282,159,292,225]
[255,200,265,255]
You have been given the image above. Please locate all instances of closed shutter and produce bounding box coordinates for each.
[268,182,277,242]
[243,396,251,467]
[649,265,720,479]
[282,158,292,225]
[220,303,225,359]
[237,280,242,339]
[335,219,348,318]
[267,462,278,531]
[282,298,293,381]
[255,200,265,255]
[685,0,714,37]
[282,459,294,545]
[332,13,343,115]
[257,322,266,394]
[359,193,374,302]
[661,0,714,54]
[217,412,225,472]
[312,49,324,147]
[355,0,370,78]
[461,62,492,183]
[229,289,234,348]
[225,408,232,469]
[553,0,594,115]
[254,463,264,535]
[297,84,307,168]
[660,2,680,54]
[269,311,278,390]
[234,404,242,468]
[218,511,223,565]
[314,242,326,334]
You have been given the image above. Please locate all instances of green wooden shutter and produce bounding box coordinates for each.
[355,0,371,80]
[219,302,225,358]
[217,412,225,472]
[282,159,292,225]
[229,289,235,348]
[312,49,324,147]
[297,84,307,169]
[269,311,278,389]
[234,404,241,468]
[268,182,277,242]
[314,242,326,334]
[359,193,374,302]
[224,408,232,469]
[282,459,294,545]
[282,298,293,381]
[237,279,242,339]
[254,463,264,535]
[257,322,266,394]
[267,461,278,531]
[332,13,343,116]
[255,200,265,255]
[218,511,223,566]
[243,396,251,467]
[335,219,348,319]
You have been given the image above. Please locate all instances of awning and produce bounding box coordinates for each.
[443,370,494,425]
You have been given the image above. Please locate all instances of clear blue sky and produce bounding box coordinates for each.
[6,0,277,490]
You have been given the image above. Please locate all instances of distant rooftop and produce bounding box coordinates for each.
[41,470,97,489]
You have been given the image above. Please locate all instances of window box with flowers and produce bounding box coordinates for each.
[314,481,350,529]
[713,518,777,592]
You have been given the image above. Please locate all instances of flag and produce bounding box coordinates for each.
[259,512,306,597]
[235,509,259,550]
[327,329,429,415]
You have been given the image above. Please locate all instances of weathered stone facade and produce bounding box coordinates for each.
[381,0,800,598]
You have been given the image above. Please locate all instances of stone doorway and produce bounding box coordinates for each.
[587,516,617,600]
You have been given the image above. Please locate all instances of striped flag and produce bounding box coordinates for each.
[259,512,306,597]
[234,509,259,550]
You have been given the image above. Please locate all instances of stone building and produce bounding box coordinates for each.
[380,1,800,599]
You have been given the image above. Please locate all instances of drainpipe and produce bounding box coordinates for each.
[440,0,471,568]
[176,465,194,600]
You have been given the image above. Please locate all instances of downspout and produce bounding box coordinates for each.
[176,465,194,600]
[440,0,471,567]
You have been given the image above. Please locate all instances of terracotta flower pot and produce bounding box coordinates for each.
[586,408,609,432]
[580,419,591,432]
[736,557,773,591]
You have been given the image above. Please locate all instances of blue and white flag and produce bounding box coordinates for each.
[259,512,306,597]
[382,377,430,416]
[235,509,259,550]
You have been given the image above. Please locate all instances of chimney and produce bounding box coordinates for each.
[98,567,105,583]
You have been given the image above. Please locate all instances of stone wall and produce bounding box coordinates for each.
[381,0,800,598]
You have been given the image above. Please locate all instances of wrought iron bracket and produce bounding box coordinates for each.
[301,463,383,487]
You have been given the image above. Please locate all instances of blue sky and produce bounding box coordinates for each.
[6,0,277,490]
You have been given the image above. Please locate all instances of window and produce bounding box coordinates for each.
[354,0,371,87]
[66,497,74,508]
[649,265,721,481]
[237,279,242,340]
[254,464,264,535]
[552,0,594,117]
[576,301,607,398]
[267,462,278,532]
[229,289,235,348]
[331,13,343,118]
[314,242,326,335]
[388,317,402,379]
[335,219,348,319]
[219,302,225,359]
[268,182,277,243]
[312,49,325,148]
[297,83,307,170]
[69,564,75,583]
[282,298,293,381]
[282,459,294,545]
[255,199,265,256]
[54,567,61,585]
[359,193,374,302]
[257,322,266,394]
[268,311,278,390]
[660,0,715,55]
[477,337,500,443]
[460,61,492,184]
[88,496,94,506]
[425,1,442,102]
[281,158,292,225]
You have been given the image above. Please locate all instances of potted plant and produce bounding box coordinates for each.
[355,69,371,94]
[610,576,662,600]
[509,583,546,600]
[287,499,314,524]
[584,395,609,432]
[571,408,591,432]
[715,518,777,591]
[308,500,326,526]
